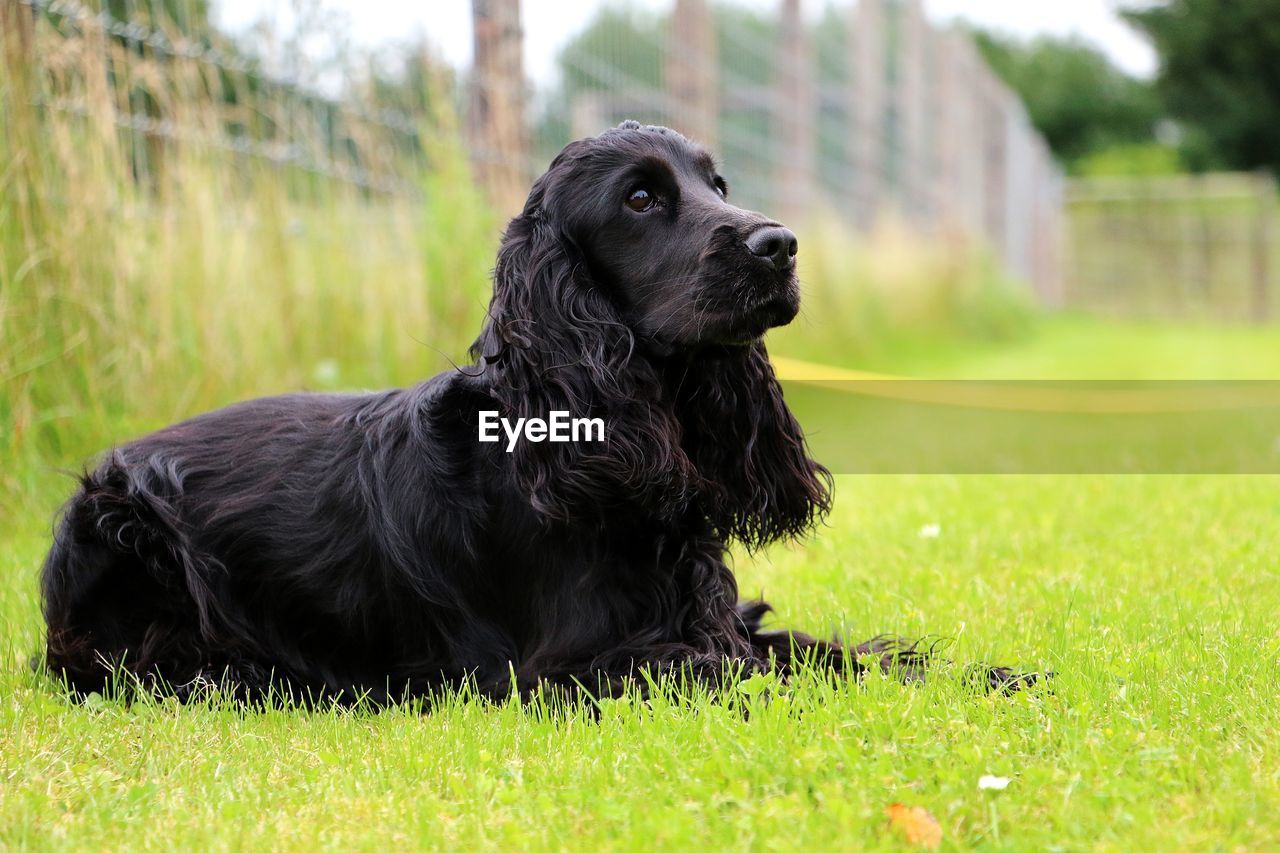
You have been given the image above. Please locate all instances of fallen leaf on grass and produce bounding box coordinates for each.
[978,775,1011,790]
[885,803,942,849]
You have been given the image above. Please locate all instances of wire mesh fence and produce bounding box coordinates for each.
[9,0,435,201]
[8,0,1064,299]
[472,0,1064,302]
[1064,172,1278,322]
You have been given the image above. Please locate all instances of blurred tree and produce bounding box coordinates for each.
[558,7,665,95]
[547,8,1167,177]
[1122,0,1280,173]
[536,3,828,193]
[530,7,663,162]
[969,28,1163,170]
[1075,142,1183,177]
[365,43,456,123]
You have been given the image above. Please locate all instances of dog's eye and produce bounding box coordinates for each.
[714,177,728,198]
[626,188,655,212]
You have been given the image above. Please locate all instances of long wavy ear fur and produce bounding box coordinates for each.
[472,164,828,542]
[471,182,695,524]
[669,344,832,549]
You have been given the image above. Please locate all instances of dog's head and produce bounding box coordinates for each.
[526,120,799,349]
[472,122,828,544]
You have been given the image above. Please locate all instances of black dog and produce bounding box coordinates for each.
[41,122,1009,704]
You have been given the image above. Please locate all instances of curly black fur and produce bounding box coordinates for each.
[38,122,1023,705]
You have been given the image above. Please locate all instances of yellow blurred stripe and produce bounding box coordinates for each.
[770,356,1280,414]
[772,357,912,383]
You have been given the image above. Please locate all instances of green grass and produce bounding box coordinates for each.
[836,313,1280,379]
[775,309,1280,379]
[4,474,1280,848]
[7,18,1280,847]
[5,326,1280,848]
[5,157,1279,853]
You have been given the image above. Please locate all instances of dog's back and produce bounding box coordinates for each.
[39,385,460,701]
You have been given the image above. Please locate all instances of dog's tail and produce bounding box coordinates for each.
[39,453,243,695]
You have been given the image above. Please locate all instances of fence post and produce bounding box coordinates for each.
[570,92,610,140]
[1254,172,1276,323]
[898,0,928,223]
[849,0,886,230]
[1,0,34,126]
[470,0,529,214]
[1035,145,1065,307]
[667,0,717,150]
[2,0,40,253]
[1,0,34,96]
[980,70,1011,272]
[933,30,970,233]
[776,0,814,221]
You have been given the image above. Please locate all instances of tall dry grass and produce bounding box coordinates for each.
[773,216,1033,365]
[0,3,1033,531]
[0,7,496,523]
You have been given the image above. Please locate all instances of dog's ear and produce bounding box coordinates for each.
[672,343,832,549]
[471,180,694,524]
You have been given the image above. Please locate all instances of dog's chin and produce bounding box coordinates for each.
[710,327,768,347]
[640,315,780,357]
[705,293,800,347]
[638,280,799,354]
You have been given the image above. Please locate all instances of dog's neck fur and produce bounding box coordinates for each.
[471,330,828,550]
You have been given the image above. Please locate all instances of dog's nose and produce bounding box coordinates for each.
[746,226,798,271]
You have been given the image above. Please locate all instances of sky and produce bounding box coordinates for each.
[213,0,1158,83]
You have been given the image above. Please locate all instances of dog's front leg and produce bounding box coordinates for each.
[734,601,865,678]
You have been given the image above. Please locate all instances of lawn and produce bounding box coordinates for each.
[3,322,1279,849]
[788,313,1280,379]
[7,18,1278,845]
